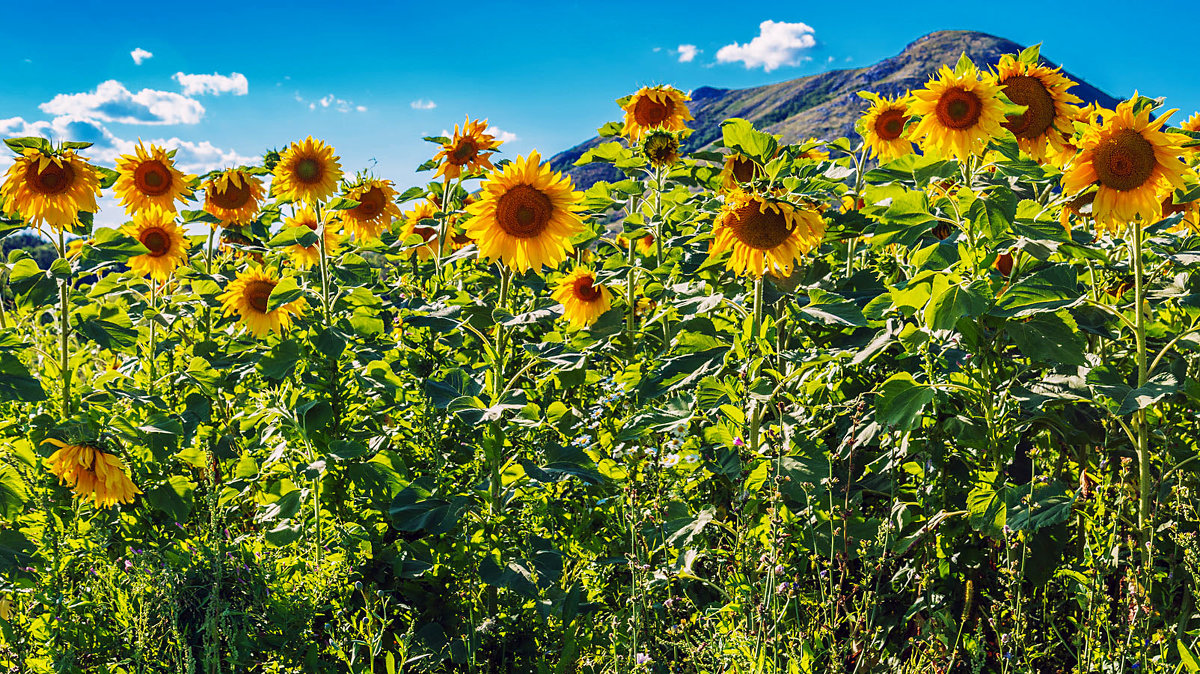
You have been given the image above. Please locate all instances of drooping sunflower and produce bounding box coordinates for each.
[273,137,343,204]
[859,93,916,162]
[122,209,189,281]
[340,178,402,241]
[44,438,140,508]
[400,200,441,259]
[641,128,683,168]
[720,153,765,192]
[551,268,612,329]
[113,142,194,214]
[1061,98,1191,232]
[0,148,101,230]
[217,267,306,338]
[708,190,825,277]
[622,86,693,141]
[462,151,585,273]
[203,168,265,226]
[434,118,502,180]
[282,206,343,269]
[992,55,1083,163]
[908,63,1007,160]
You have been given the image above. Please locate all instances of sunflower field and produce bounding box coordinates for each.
[3,45,1200,673]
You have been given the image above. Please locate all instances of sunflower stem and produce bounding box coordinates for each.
[625,239,639,362]
[1132,224,1151,567]
[57,228,71,418]
[148,281,157,395]
[204,227,215,341]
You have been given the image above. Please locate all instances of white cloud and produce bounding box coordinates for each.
[172,72,248,96]
[676,44,700,63]
[39,80,204,125]
[297,93,364,113]
[356,105,368,113]
[130,48,153,65]
[410,98,437,110]
[716,20,817,72]
[486,125,518,143]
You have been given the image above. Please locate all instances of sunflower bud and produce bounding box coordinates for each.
[641,129,682,168]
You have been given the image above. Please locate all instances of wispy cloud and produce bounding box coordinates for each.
[299,93,365,113]
[486,125,518,143]
[716,20,817,72]
[173,72,249,96]
[676,44,700,63]
[410,98,437,110]
[130,48,153,65]
[39,80,204,125]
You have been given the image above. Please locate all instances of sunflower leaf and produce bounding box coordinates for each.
[325,197,361,211]
[3,137,50,154]
[267,227,318,248]
[266,276,304,312]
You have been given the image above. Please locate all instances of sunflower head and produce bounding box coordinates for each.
[0,147,102,231]
[273,137,343,204]
[617,233,656,256]
[1180,113,1200,155]
[992,54,1083,163]
[122,208,189,281]
[113,142,194,214]
[282,206,343,269]
[216,267,306,338]
[44,438,141,508]
[203,168,265,226]
[1061,97,1193,233]
[462,152,585,273]
[797,138,829,162]
[719,153,765,192]
[434,118,502,180]
[622,86,693,142]
[1162,193,1200,235]
[907,61,1008,160]
[400,199,441,259]
[340,177,402,241]
[551,268,613,329]
[858,92,916,162]
[709,190,825,277]
[641,129,683,168]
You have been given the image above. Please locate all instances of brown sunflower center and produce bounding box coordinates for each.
[134,160,172,197]
[243,279,276,314]
[26,159,75,196]
[634,96,671,127]
[573,277,601,302]
[1001,75,1056,139]
[727,203,794,251]
[413,225,438,241]
[644,134,680,165]
[295,157,322,184]
[351,187,387,220]
[495,185,554,238]
[935,87,983,130]
[1093,129,1156,192]
[140,227,171,257]
[451,139,478,164]
[730,156,758,184]
[210,179,252,211]
[876,109,907,141]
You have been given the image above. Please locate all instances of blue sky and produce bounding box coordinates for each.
[4,1,1199,225]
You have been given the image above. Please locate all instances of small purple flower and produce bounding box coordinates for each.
[635,653,652,665]
[734,437,745,447]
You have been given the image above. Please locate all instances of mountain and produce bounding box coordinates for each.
[550,30,1120,188]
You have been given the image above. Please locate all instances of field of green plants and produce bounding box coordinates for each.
[2,47,1200,673]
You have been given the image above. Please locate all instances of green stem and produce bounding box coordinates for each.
[1132,224,1151,563]
[148,282,157,394]
[204,227,215,341]
[57,228,71,418]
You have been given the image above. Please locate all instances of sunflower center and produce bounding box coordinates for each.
[1001,75,1056,139]
[351,187,387,220]
[1093,129,1156,192]
[935,87,983,130]
[26,159,75,196]
[574,277,601,302]
[728,203,794,251]
[634,96,671,127]
[295,158,322,184]
[134,160,172,197]
[140,228,171,257]
[413,225,438,241]
[495,185,554,238]
[730,156,758,184]
[876,109,907,141]
[451,139,478,164]
[210,179,252,210]
[243,279,276,314]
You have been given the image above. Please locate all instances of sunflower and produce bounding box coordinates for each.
[1181,113,1200,154]
[719,152,772,192]
[339,178,402,241]
[113,142,193,214]
[709,190,824,277]
[434,117,502,180]
[1061,99,1191,232]
[463,151,585,273]
[859,93,915,162]
[622,86,693,141]
[400,199,441,259]
[551,268,612,329]
[0,148,101,230]
[1163,194,1200,234]
[282,206,343,269]
[641,128,683,167]
[797,138,829,161]
[992,55,1083,163]
[122,209,189,281]
[44,438,140,508]
[203,168,265,225]
[908,63,1007,160]
[617,233,656,256]
[272,137,342,204]
[217,267,306,338]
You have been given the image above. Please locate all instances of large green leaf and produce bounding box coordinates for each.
[875,373,934,431]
